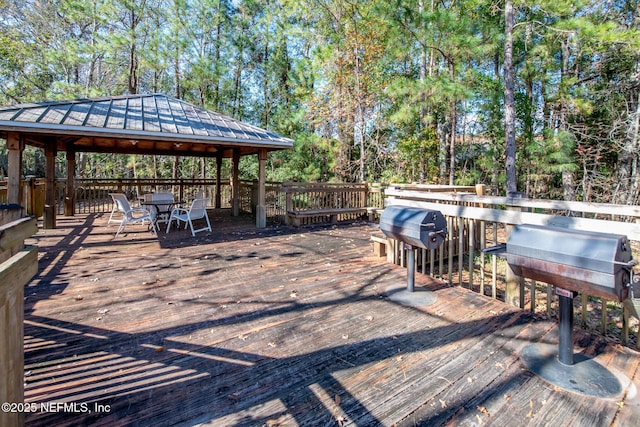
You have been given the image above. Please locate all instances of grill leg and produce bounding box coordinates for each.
[520,288,622,398]
[406,245,415,292]
[558,294,574,365]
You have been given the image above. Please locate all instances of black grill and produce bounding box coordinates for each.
[379,206,447,295]
[379,206,447,250]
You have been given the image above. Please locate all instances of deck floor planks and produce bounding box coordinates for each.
[21,212,640,426]
[397,318,554,426]
[210,289,526,425]
[373,311,535,424]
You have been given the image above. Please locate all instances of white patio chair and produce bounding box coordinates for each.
[166,198,212,236]
[109,192,134,225]
[110,193,155,237]
[181,190,204,208]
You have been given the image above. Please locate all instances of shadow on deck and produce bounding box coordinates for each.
[22,211,640,426]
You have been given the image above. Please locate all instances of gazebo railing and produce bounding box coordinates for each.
[2,178,473,226]
[52,178,235,215]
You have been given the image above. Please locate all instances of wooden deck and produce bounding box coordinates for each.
[23,210,640,426]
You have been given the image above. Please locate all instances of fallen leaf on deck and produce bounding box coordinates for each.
[74,295,84,301]
[335,394,341,406]
[97,309,109,314]
[155,345,165,352]
[477,406,490,416]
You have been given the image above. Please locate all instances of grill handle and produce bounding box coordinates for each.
[482,243,506,257]
[613,259,637,269]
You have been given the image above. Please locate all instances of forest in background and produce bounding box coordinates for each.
[1,0,640,204]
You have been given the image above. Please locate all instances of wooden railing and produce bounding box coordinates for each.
[51,178,236,215]
[0,205,38,427]
[382,186,640,346]
[0,179,476,227]
[0,177,46,217]
[280,182,368,226]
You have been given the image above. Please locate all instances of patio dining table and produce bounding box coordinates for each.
[141,198,183,230]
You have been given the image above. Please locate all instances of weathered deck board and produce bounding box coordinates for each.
[21,211,640,426]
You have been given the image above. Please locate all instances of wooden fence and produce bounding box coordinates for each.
[0,205,38,427]
[0,179,392,225]
[382,186,640,346]
[0,177,46,217]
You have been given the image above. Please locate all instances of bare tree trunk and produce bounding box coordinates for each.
[213,0,223,110]
[504,0,517,196]
[617,92,640,204]
[418,1,428,183]
[78,153,88,179]
[559,37,575,201]
[439,117,449,184]
[628,93,640,205]
[174,49,181,98]
[173,157,180,180]
[153,155,158,180]
[449,100,456,186]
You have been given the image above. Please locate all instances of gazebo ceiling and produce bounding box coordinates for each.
[0,93,294,158]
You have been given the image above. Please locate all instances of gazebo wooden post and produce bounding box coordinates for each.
[64,148,76,216]
[1,95,294,222]
[6,132,23,205]
[256,149,267,228]
[215,153,222,209]
[43,139,57,229]
[231,149,240,217]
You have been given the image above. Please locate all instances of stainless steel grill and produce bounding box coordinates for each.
[486,224,636,397]
[505,224,634,302]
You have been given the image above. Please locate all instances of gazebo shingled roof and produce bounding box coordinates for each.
[0,93,293,157]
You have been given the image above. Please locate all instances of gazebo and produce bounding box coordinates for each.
[0,93,294,229]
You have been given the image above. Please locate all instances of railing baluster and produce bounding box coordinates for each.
[468,219,475,289]
[458,216,464,287]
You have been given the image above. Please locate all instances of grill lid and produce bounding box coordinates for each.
[379,206,447,250]
[507,224,631,275]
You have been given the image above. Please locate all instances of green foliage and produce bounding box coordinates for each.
[0,0,639,203]
[268,132,338,182]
